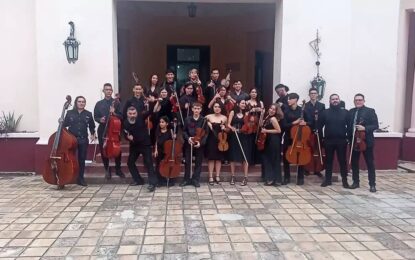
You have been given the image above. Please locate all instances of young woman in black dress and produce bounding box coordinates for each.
[205,101,228,185]
[261,103,284,186]
[227,99,252,186]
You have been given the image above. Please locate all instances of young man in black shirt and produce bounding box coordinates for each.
[63,96,96,187]
[281,93,311,185]
[347,93,379,192]
[229,80,249,103]
[94,83,125,180]
[123,106,158,192]
[274,84,289,112]
[318,94,350,188]
[181,102,208,187]
[304,87,326,177]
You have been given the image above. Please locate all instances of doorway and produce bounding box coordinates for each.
[167,45,210,86]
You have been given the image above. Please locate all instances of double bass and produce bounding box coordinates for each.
[159,119,182,186]
[43,96,78,188]
[102,94,121,159]
[285,100,312,165]
[304,110,325,173]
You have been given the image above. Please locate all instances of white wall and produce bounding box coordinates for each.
[35,0,118,143]
[0,0,38,132]
[279,0,400,131]
[397,0,415,132]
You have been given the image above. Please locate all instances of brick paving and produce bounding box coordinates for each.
[0,172,415,259]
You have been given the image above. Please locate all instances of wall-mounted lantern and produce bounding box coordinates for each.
[188,3,197,18]
[63,21,80,64]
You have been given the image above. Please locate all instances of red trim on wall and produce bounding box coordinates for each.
[0,138,38,172]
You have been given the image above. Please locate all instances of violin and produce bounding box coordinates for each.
[224,98,235,115]
[159,119,182,183]
[193,118,207,144]
[196,85,205,104]
[102,94,122,159]
[256,111,267,151]
[285,100,312,165]
[42,96,78,188]
[241,104,259,134]
[353,121,366,152]
[217,122,229,152]
[304,110,325,173]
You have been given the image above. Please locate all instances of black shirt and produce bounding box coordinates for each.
[347,106,379,147]
[230,91,249,103]
[123,111,151,147]
[183,116,209,146]
[179,94,196,117]
[94,98,122,127]
[281,105,311,141]
[318,105,348,144]
[276,95,289,112]
[123,96,145,119]
[162,81,179,97]
[304,101,326,131]
[63,109,95,139]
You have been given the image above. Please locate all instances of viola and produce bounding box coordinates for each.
[159,119,182,183]
[304,111,325,173]
[42,96,79,187]
[224,99,235,115]
[285,100,312,165]
[144,98,153,135]
[217,122,229,152]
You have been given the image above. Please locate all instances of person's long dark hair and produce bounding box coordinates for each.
[211,101,226,116]
[249,88,261,103]
[155,116,171,138]
[73,96,86,110]
[233,99,246,114]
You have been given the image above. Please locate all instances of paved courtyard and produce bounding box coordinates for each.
[0,172,415,259]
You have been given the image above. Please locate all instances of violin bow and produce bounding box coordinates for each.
[234,130,249,165]
[348,110,359,165]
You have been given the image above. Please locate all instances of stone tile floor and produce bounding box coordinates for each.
[0,172,415,259]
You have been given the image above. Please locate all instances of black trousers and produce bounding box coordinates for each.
[324,142,348,181]
[98,125,122,171]
[351,146,376,186]
[262,134,282,183]
[184,143,204,182]
[282,141,305,180]
[127,145,157,185]
[76,137,89,182]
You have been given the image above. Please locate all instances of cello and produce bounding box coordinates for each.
[102,94,121,159]
[304,110,325,173]
[159,119,182,186]
[43,96,79,189]
[285,100,312,165]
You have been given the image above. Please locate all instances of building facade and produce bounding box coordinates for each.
[1,0,415,172]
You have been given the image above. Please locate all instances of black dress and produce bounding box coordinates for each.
[205,123,225,161]
[262,116,282,183]
[228,114,253,163]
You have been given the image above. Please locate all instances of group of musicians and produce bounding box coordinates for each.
[62,68,379,193]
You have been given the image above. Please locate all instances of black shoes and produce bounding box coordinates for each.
[349,182,360,189]
[147,185,156,192]
[282,177,290,185]
[130,178,145,186]
[370,185,377,193]
[116,169,125,178]
[342,180,350,189]
[315,172,323,178]
[180,180,192,187]
[78,180,88,187]
[296,179,304,186]
[321,180,332,187]
[192,180,200,188]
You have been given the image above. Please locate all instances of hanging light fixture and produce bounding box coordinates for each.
[63,21,80,64]
[188,3,197,18]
